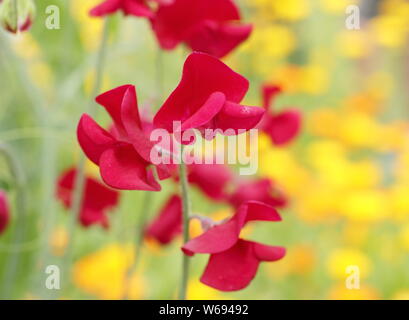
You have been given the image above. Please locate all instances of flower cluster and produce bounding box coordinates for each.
[56,168,120,228]
[90,0,251,58]
[61,0,302,295]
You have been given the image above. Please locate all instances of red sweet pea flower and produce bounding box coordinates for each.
[154,52,264,141]
[0,190,10,235]
[182,201,286,291]
[150,0,252,58]
[259,85,302,146]
[188,163,232,201]
[77,84,169,191]
[145,194,182,244]
[56,168,120,228]
[229,178,287,209]
[90,0,165,18]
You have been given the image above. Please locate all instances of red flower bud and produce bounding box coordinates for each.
[0,190,10,235]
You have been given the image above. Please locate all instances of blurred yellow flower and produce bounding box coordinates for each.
[343,91,382,115]
[336,30,371,59]
[338,111,382,149]
[392,289,409,300]
[260,147,310,197]
[241,24,296,76]
[11,34,41,60]
[250,0,310,21]
[343,223,369,247]
[295,185,340,223]
[189,218,203,239]
[389,185,409,221]
[272,63,328,95]
[340,190,389,223]
[267,244,316,278]
[49,226,69,256]
[320,0,358,14]
[308,108,340,139]
[328,284,379,300]
[370,15,409,48]
[188,280,228,300]
[326,248,371,279]
[70,0,104,51]
[73,244,145,299]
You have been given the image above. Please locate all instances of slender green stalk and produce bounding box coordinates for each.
[62,18,110,287]
[0,143,27,299]
[123,190,153,300]
[178,147,191,300]
[0,30,57,299]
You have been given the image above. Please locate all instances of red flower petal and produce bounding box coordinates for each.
[252,242,286,262]
[145,194,182,244]
[77,114,117,165]
[79,208,109,229]
[215,101,265,134]
[182,201,281,255]
[99,145,161,191]
[200,239,285,291]
[264,110,302,145]
[180,92,226,132]
[151,0,242,51]
[0,191,10,235]
[95,84,135,138]
[90,0,122,16]
[120,85,155,162]
[56,168,120,228]
[188,163,232,201]
[123,0,153,17]
[182,217,239,256]
[154,52,249,132]
[186,22,252,58]
[229,178,288,209]
[240,201,282,224]
[262,85,282,110]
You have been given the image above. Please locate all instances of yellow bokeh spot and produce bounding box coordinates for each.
[187,280,228,300]
[11,34,41,60]
[370,15,409,48]
[73,244,145,300]
[340,190,389,223]
[392,289,409,300]
[328,284,379,300]
[326,248,371,279]
[242,24,296,66]
[320,0,358,14]
[337,30,371,59]
[307,108,340,139]
[70,0,104,51]
[49,226,69,257]
[267,244,316,278]
[338,112,381,149]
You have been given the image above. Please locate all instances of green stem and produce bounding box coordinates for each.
[0,143,27,299]
[62,18,110,288]
[0,30,57,299]
[178,147,191,300]
[123,190,153,300]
